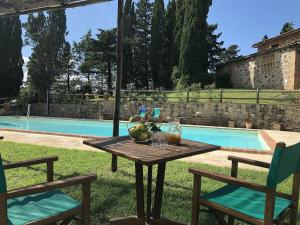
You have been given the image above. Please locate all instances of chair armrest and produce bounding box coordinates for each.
[7,174,97,199]
[3,156,58,170]
[189,168,267,192]
[228,156,270,169]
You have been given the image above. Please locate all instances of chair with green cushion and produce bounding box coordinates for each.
[0,155,96,225]
[149,108,162,122]
[189,142,300,225]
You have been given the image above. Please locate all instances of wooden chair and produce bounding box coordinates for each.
[149,108,163,122]
[0,155,97,225]
[189,142,300,225]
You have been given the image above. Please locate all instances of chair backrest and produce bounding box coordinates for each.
[0,155,7,194]
[138,106,148,118]
[267,142,300,189]
[151,108,161,118]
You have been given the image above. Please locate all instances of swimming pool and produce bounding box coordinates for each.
[0,116,268,151]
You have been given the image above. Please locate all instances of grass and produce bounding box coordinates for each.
[0,141,298,225]
[165,89,300,105]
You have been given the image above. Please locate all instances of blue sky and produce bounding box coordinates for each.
[21,0,300,58]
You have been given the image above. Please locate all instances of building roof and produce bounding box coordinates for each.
[252,28,300,48]
[0,0,111,18]
[218,42,300,67]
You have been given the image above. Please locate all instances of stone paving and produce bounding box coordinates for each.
[0,129,299,171]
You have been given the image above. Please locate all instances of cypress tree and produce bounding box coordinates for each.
[24,10,68,95]
[179,0,212,85]
[135,0,153,89]
[174,0,185,66]
[150,0,165,88]
[164,0,176,89]
[0,16,23,98]
[123,0,136,89]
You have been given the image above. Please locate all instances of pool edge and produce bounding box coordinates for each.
[0,127,274,155]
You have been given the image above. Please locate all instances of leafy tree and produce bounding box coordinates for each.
[207,24,224,72]
[53,41,75,93]
[221,44,240,63]
[135,0,153,89]
[123,0,137,89]
[73,30,95,93]
[280,22,295,34]
[24,10,68,95]
[164,0,177,89]
[179,0,212,85]
[150,0,165,88]
[0,16,23,98]
[94,29,117,91]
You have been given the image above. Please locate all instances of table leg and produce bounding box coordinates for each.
[111,154,118,172]
[147,165,153,222]
[135,162,145,218]
[153,162,166,219]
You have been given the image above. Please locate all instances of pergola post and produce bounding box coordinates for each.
[112,0,124,172]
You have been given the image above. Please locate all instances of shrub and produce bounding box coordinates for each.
[215,73,232,88]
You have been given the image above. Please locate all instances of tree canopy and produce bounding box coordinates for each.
[280,22,295,34]
[0,16,23,98]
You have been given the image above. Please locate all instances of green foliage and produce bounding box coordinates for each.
[150,0,166,88]
[280,22,295,34]
[73,30,97,93]
[135,0,153,89]
[207,24,224,72]
[123,0,137,89]
[17,86,38,105]
[174,0,185,66]
[24,10,68,95]
[215,73,233,88]
[163,0,177,89]
[220,44,241,63]
[179,0,212,85]
[0,16,23,98]
[94,29,117,91]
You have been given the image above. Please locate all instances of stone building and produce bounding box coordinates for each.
[218,29,300,90]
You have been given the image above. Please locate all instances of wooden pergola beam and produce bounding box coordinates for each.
[0,0,111,18]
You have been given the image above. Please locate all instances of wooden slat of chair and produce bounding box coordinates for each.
[190,142,300,225]
[290,172,300,225]
[1,156,96,225]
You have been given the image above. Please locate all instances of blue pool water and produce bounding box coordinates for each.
[0,116,268,150]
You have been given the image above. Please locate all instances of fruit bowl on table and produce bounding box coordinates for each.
[127,122,161,144]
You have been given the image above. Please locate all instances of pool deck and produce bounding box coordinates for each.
[0,129,299,171]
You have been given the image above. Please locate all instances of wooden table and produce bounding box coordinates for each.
[84,136,220,225]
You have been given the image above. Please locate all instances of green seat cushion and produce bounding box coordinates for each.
[152,108,161,118]
[139,111,147,118]
[201,184,291,221]
[8,189,81,225]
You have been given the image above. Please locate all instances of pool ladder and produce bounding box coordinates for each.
[27,104,31,118]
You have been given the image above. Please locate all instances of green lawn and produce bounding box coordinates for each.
[165,89,300,105]
[0,141,298,225]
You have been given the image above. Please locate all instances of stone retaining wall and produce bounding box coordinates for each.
[16,101,299,132]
